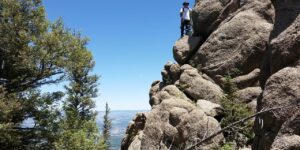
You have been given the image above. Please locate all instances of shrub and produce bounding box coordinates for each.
[220,76,254,148]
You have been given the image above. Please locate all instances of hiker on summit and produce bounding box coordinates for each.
[180,2,192,37]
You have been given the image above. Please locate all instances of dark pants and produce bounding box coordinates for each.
[181,20,191,37]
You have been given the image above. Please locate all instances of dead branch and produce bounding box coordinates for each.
[168,137,175,150]
[186,104,296,150]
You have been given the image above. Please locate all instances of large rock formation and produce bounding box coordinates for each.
[122,85,224,150]
[122,0,300,149]
[191,0,274,78]
[192,0,230,37]
[253,66,300,150]
[252,0,300,149]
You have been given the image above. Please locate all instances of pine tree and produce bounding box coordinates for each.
[0,0,105,149]
[55,36,106,149]
[103,102,112,149]
[220,76,254,148]
[0,0,76,148]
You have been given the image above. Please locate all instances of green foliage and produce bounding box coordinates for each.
[0,86,21,124]
[0,0,105,149]
[0,0,74,93]
[221,142,235,150]
[63,38,98,123]
[220,76,254,148]
[103,102,112,149]
[226,68,242,78]
[0,87,63,149]
[0,91,22,150]
[56,33,106,149]
[55,121,106,150]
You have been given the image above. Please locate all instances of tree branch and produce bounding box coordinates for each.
[187,104,296,150]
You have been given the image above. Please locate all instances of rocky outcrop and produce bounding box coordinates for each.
[235,87,262,111]
[161,62,181,85]
[122,0,300,149]
[191,0,273,78]
[268,0,300,74]
[216,68,261,89]
[122,85,224,150]
[253,66,300,150]
[270,110,300,150]
[196,100,223,118]
[252,0,300,149]
[176,65,223,103]
[173,36,202,65]
[192,0,230,37]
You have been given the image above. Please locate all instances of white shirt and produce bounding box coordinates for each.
[180,7,192,21]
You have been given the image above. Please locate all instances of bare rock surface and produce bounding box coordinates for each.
[191,1,273,78]
[122,0,300,149]
[178,65,223,103]
[253,1,300,149]
[270,110,300,150]
[161,62,181,85]
[122,98,224,150]
[173,36,202,64]
[192,0,230,36]
[253,67,300,150]
[216,68,261,89]
[235,87,262,103]
[235,87,262,111]
[268,0,300,73]
[196,99,223,117]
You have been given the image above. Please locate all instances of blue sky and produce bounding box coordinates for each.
[43,0,195,111]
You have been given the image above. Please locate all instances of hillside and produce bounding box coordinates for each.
[121,0,300,150]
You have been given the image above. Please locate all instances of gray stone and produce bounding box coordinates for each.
[235,87,262,103]
[192,0,230,36]
[173,36,202,64]
[269,2,300,73]
[253,67,300,150]
[161,62,181,84]
[196,100,223,117]
[191,1,273,78]
[178,67,223,103]
[177,109,224,149]
[271,135,300,150]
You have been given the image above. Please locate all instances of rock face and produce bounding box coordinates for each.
[268,0,300,73]
[177,65,223,104]
[270,110,300,150]
[122,0,300,149]
[253,67,300,150]
[191,0,274,78]
[252,1,300,149]
[235,87,262,111]
[192,0,230,36]
[122,85,224,150]
[173,36,202,65]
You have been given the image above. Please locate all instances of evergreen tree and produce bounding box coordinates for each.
[55,121,106,150]
[0,0,72,93]
[103,102,112,149]
[220,76,254,148]
[0,0,105,149]
[55,37,106,149]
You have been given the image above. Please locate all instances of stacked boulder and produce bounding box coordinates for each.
[122,0,300,149]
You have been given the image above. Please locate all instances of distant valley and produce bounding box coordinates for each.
[97,110,147,150]
[23,110,147,150]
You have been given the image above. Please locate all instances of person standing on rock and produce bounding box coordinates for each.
[180,2,192,37]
